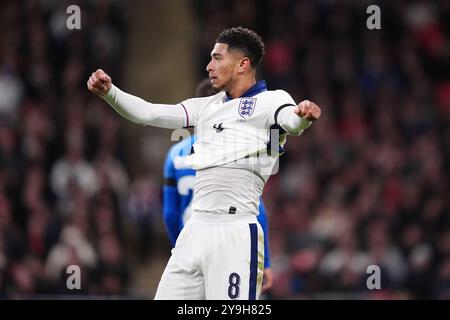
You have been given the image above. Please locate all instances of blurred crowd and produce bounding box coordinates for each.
[194,0,450,299]
[1,0,449,300]
[0,0,164,298]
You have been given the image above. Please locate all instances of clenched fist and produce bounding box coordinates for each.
[294,100,321,121]
[87,69,112,96]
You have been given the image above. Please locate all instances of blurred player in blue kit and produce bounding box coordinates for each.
[162,79,273,294]
[88,27,321,299]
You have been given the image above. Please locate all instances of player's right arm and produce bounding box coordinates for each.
[87,69,204,129]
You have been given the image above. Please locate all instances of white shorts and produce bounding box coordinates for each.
[154,211,264,300]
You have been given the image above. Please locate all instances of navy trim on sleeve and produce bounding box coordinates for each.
[180,103,189,127]
[274,103,295,126]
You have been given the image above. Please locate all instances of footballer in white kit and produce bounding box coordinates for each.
[87,27,321,300]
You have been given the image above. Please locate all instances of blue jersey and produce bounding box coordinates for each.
[163,135,271,268]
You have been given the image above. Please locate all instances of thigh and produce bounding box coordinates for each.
[204,222,264,300]
[154,223,205,300]
[154,254,205,300]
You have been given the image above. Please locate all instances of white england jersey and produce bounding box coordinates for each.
[104,80,311,216]
[178,81,301,215]
[103,79,312,300]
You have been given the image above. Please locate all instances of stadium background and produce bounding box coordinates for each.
[0,0,449,299]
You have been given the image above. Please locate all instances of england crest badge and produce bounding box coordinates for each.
[238,97,257,118]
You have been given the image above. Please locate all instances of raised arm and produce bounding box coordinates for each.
[269,90,321,136]
[277,100,321,135]
[87,69,187,129]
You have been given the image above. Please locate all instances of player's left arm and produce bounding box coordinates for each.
[270,91,321,136]
[277,100,321,135]
[257,199,273,293]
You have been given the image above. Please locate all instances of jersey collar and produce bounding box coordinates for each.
[225,80,267,102]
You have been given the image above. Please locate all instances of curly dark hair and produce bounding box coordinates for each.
[216,26,265,68]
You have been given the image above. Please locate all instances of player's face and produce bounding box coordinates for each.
[206,43,244,91]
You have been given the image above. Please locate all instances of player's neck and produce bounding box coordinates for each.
[226,77,256,99]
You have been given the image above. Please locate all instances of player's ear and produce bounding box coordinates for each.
[236,57,251,74]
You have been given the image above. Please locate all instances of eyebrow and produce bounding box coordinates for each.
[211,53,223,58]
